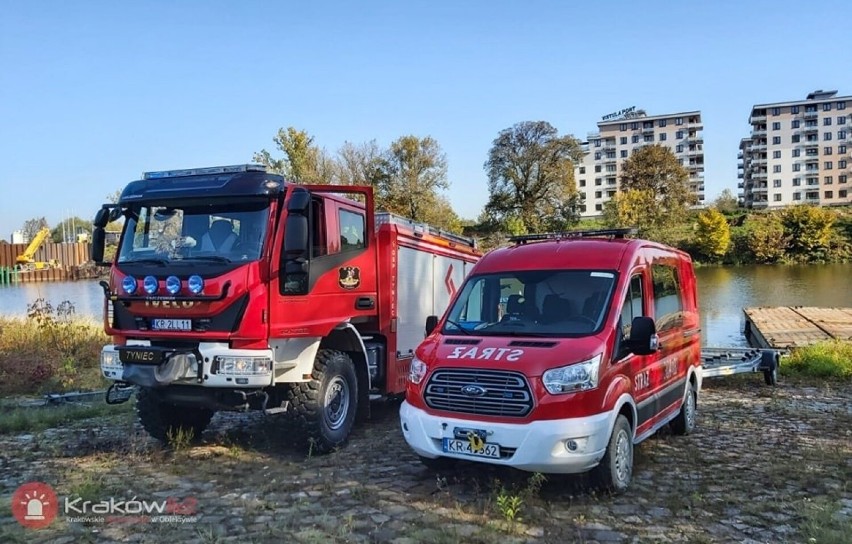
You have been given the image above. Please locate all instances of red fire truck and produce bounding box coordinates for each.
[401,230,703,492]
[91,164,480,451]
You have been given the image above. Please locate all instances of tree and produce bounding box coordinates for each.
[694,208,731,259]
[50,216,93,243]
[21,217,48,243]
[779,205,835,261]
[484,121,584,233]
[713,189,739,215]
[602,189,658,231]
[377,135,450,223]
[253,127,335,184]
[336,140,387,188]
[618,145,696,228]
[106,189,122,204]
[743,214,787,263]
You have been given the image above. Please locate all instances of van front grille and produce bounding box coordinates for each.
[424,369,533,417]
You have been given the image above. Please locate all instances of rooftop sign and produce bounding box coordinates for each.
[601,106,637,121]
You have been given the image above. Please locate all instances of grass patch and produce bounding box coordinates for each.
[797,497,852,544]
[783,341,852,379]
[0,401,131,434]
[0,299,108,397]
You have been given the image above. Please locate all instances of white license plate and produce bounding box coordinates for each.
[151,319,191,331]
[442,438,501,459]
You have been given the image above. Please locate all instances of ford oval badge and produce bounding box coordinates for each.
[461,384,487,397]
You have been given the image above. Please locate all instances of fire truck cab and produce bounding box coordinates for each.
[400,229,701,492]
[91,164,480,452]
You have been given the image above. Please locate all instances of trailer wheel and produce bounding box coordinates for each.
[288,349,358,454]
[670,381,697,436]
[136,387,213,443]
[762,351,778,386]
[591,415,633,494]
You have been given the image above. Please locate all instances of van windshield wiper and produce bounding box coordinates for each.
[444,319,473,336]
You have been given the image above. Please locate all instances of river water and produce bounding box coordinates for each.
[0,264,850,347]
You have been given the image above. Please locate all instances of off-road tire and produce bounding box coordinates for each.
[287,349,358,454]
[136,387,214,443]
[670,381,697,435]
[592,415,633,494]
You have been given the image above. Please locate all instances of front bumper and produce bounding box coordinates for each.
[399,401,614,474]
[100,342,274,388]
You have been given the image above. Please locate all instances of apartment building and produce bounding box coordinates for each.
[575,110,704,217]
[739,90,851,208]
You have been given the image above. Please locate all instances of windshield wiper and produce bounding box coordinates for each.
[444,319,473,336]
[122,258,168,266]
[183,255,232,263]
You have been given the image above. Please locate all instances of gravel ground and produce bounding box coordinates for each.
[1,376,850,543]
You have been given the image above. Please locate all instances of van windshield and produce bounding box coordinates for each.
[443,270,617,337]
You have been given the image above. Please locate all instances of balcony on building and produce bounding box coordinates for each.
[803,110,819,119]
[750,110,767,123]
[738,182,744,189]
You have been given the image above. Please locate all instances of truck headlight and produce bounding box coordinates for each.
[215,356,272,376]
[542,354,602,394]
[409,356,427,384]
[101,349,123,377]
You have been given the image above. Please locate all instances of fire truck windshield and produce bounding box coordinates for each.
[117,200,269,264]
[443,270,617,337]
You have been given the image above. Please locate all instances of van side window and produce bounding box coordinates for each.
[339,209,365,251]
[652,264,683,331]
[620,274,644,338]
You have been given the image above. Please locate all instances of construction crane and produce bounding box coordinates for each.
[15,227,59,270]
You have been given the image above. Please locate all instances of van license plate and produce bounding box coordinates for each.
[442,438,500,459]
[151,319,191,331]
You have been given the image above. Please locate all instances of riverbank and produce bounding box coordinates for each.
[0,376,849,543]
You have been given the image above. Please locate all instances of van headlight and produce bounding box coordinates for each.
[542,354,602,394]
[215,356,272,376]
[409,356,427,384]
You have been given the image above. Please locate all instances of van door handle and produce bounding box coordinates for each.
[355,296,375,310]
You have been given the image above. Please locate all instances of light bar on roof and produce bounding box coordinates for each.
[142,164,267,180]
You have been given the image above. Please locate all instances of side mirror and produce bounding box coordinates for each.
[281,187,311,295]
[425,315,439,336]
[93,207,111,228]
[91,227,107,265]
[627,316,659,356]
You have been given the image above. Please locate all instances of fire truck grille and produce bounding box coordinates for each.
[424,369,533,417]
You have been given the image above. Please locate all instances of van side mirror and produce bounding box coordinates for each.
[627,316,659,356]
[425,315,439,336]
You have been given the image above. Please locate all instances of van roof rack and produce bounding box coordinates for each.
[509,228,638,244]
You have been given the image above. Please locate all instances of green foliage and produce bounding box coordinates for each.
[713,189,740,215]
[253,126,335,184]
[602,189,658,232]
[694,208,731,259]
[784,341,852,379]
[742,213,788,264]
[495,489,523,522]
[50,216,93,243]
[617,145,696,228]
[0,402,131,434]
[484,121,584,233]
[0,300,107,396]
[167,426,196,451]
[378,135,451,226]
[779,205,835,262]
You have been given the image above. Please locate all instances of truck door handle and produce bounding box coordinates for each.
[355,296,375,310]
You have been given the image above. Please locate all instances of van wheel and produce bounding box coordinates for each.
[136,387,213,443]
[592,415,633,493]
[671,381,697,435]
[288,349,358,454]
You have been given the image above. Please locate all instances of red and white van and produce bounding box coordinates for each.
[400,229,702,492]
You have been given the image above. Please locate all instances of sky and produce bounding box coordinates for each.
[1,0,850,240]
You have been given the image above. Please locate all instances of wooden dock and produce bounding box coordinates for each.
[743,307,852,349]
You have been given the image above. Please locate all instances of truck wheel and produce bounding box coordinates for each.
[592,415,633,494]
[670,381,697,435]
[136,387,213,443]
[288,349,358,454]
